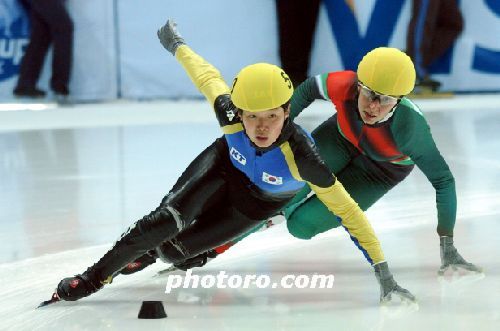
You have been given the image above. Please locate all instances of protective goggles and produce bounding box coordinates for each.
[358,82,400,106]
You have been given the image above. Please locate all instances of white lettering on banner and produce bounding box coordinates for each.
[230,147,246,165]
[0,0,31,82]
[262,172,283,185]
[0,39,28,66]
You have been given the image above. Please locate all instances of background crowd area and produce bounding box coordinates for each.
[1,0,500,103]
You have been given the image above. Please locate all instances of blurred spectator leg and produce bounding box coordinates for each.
[406,0,440,90]
[30,0,74,98]
[14,5,50,98]
[276,0,321,87]
[425,0,463,67]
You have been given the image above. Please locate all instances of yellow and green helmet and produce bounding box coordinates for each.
[230,63,293,112]
[357,47,416,96]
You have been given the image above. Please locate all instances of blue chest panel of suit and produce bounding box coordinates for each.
[224,131,305,194]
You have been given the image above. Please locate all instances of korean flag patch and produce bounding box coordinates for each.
[262,172,283,185]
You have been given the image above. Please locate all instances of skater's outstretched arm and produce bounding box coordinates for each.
[394,102,482,275]
[158,19,230,109]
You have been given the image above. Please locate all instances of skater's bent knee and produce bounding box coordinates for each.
[138,206,183,243]
[286,219,316,240]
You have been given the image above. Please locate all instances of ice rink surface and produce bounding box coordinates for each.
[0,95,499,330]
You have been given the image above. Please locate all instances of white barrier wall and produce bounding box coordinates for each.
[117,0,278,99]
[67,0,117,101]
[1,0,500,101]
[0,0,117,101]
[119,0,500,97]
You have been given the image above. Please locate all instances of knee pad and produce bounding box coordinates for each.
[137,206,185,247]
[286,217,316,240]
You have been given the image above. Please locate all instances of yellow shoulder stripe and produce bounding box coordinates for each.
[280,142,303,181]
[222,123,244,134]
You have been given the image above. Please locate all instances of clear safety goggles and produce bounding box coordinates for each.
[358,82,400,106]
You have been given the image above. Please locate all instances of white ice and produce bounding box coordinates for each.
[0,96,499,330]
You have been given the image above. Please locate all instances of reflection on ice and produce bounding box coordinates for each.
[0,99,499,330]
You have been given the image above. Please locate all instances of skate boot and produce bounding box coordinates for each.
[415,76,442,92]
[13,86,46,98]
[173,249,218,271]
[57,267,107,301]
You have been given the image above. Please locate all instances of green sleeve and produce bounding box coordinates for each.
[393,99,457,236]
[289,75,327,121]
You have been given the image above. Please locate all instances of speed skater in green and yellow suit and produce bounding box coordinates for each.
[144,47,482,277]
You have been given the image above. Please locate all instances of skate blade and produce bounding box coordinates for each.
[154,265,178,277]
[380,299,419,317]
[438,269,485,285]
[37,292,60,308]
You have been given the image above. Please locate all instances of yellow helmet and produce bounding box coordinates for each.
[231,63,293,112]
[357,47,416,96]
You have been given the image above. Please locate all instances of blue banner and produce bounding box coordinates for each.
[0,0,30,82]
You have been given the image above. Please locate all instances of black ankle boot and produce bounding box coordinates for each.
[56,267,105,301]
[13,86,46,98]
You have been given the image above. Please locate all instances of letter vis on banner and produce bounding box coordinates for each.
[0,0,30,82]
[322,0,455,74]
[322,0,407,70]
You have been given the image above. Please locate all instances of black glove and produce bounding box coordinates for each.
[174,250,218,271]
[374,262,416,303]
[56,268,106,301]
[439,236,482,275]
[157,19,185,55]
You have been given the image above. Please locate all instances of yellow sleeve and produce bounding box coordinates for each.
[175,45,231,108]
[308,179,385,264]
